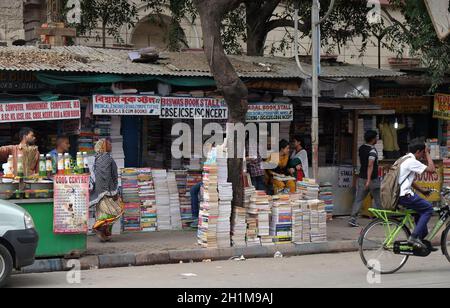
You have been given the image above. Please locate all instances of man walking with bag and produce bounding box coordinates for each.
[349,130,382,227]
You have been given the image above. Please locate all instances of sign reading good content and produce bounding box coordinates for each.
[159,97,228,119]
[93,95,161,116]
[246,103,293,122]
[433,93,450,120]
[0,100,81,123]
[53,175,90,234]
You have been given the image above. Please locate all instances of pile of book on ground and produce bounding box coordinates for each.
[248,190,273,246]
[198,164,219,248]
[319,182,334,221]
[173,170,192,228]
[153,169,172,231]
[217,157,232,248]
[270,194,292,244]
[245,186,259,246]
[167,172,183,230]
[291,199,327,244]
[138,169,157,232]
[121,169,141,232]
[297,179,320,200]
[231,206,247,247]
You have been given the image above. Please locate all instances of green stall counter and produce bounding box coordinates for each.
[14,199,87,258]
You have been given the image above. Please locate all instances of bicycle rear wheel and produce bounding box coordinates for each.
[359,218,411,275]
[440,224,450,263]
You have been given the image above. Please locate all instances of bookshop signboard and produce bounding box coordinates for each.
[159,97,228,119]
[53,175,90,234]
[0,100,81,123]
[93,95,161,116]
[433,93,450,120]
[247,103,293,122]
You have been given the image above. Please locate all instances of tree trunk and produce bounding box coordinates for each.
[245,3,268,57]
[246,30,267,56]
[194,0,248,207]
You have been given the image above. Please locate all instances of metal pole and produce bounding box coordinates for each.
[311,0,320,180]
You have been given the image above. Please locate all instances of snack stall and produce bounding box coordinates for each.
[0,99,88,258]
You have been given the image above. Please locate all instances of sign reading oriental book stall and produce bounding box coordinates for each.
[0,100,81,123]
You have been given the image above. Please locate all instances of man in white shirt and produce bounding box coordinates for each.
[398,143,436,249]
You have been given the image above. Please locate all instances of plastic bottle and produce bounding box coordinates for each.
[46,154,53,177]
[6,155,14,177]
[57,153,64,175]
[17,154,24,177]
[64,153,71,175]
[39,154,46,177]
[83,152,89,174]
[76,152,83,174]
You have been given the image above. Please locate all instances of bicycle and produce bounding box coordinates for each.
[359,187,450,274]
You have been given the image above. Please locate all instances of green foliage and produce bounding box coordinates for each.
[64,0,138,46]
[384,0,450,90]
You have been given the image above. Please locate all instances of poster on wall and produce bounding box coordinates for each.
[53,175,90,234]
[159,97,228,119]
[93,95,161,116]
[0,100,81,123]
[433,93,450,120]
[414,165,443,202]
[246,103,293,122]
[338,166,354,188]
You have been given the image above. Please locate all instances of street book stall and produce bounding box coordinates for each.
[0,100,89,258]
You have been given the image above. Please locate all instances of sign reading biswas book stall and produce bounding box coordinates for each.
[93,95,161,116]
[159,97,228,119]
[0,100,81,123]
[53,175,90,234]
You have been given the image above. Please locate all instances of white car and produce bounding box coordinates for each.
[0,200,39,287]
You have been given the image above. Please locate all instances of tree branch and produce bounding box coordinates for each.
[382,7,409,35]
[266,18,310,33]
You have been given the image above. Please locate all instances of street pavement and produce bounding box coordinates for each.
[8,251,450,288]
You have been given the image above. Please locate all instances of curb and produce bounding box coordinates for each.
[19,240,359,274]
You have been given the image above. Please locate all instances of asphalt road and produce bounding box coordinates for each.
[7,251,450,288]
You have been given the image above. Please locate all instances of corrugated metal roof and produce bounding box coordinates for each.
[0,45,404,79]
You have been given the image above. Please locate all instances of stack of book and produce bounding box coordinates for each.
[198,164,219,248]
[252,191,272,246]
[231,207,247,247]
[121,169,141,232]
[153,169,172,231]
[319,182,334,221]
[167,172,183,230]
[173,170,192,229]
[218,182,233,248]
[246,214,260,246]
[138,169,157,232]
[244,186,256,208]
[297,179,320,200]
[310,200,327,243]
[270,195,292,244]
[78,131,96,154]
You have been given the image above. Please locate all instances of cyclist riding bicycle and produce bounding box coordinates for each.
[398,142,436,250]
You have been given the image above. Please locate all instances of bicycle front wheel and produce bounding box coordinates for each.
[359,218,411,275]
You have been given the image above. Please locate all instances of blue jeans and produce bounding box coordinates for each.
[190,182,203,220]
[399,194,433,239]
[251,176,266,192]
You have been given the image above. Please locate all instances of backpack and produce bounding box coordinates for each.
[380,156,412,210]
